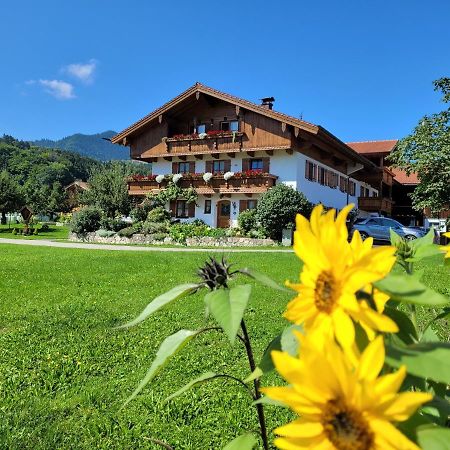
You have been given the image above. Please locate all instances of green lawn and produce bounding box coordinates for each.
[0,245,448,449]
[0,223,70,240]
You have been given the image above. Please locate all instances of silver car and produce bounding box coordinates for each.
[352,217,427,241]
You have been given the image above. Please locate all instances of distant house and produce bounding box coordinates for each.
[64,180,89,210]
[111,83,395,227]
[348,140,448,231]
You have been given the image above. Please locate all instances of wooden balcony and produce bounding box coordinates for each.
[164,132,246,156]
[358,196,393,214]
[128,173,278,197]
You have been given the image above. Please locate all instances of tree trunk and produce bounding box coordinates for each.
[1,211,6,225]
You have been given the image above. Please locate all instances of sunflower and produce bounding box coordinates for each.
[440,232,450,258]
[262,335,432,450]
[284,204,398,349]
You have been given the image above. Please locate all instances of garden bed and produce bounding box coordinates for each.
[68,232,277,247]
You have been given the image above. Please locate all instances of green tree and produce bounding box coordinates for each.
[256,183,312,240]
[45,182,67,219]
[389,78,450,214]
[0,171,23,224]
[81,163,130,217]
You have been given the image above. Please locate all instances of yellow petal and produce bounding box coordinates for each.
[378,391,433,421]
[373,366,407,397]
[357,335,385,381]
[332,308,355,349]
[370,418,421,450]
[275,419,323,438]
[274,435,332,450]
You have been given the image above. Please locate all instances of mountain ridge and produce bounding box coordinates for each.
[31,130,129,161]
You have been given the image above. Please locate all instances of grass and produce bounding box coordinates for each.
[0,245,448,449]
[0,223,70,240]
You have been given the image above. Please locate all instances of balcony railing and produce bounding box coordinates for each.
[127,172,278,196]
[163,131,246,155]
[358,196,393,214]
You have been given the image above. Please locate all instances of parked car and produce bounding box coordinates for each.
[352,217,428,242]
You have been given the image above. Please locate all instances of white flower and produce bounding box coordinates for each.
[155,174,165,184]
[198,132,207,139]
[203,172,213,182]
[172,174,183,184]
[224,171,235,180]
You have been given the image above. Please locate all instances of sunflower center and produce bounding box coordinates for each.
[314,271,338,313]
[322,399,374,450]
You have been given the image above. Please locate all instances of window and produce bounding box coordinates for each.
[176,200,189,218]
[178,162,190,174]
[247,199,258,210]
[220,120,239,132]
[347,180,356,196]
[204,199,211,214]
[212,160,226,174]
[318,167,327,185]
[196,124,206,134]
[305,161,317,181]
[360,186,365,197]
[328,171,338,189]
[339,176,347,192]
[249,159,263,171]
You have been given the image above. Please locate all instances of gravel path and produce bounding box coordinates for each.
[0,238,293,253]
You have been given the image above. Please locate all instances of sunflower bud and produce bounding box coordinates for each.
[198,257,234,290]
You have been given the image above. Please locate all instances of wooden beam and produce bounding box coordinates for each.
[163,156,173,161]
[294,127,299,138]
[227,152,236,158]
[158,114,163,124]
[235,105,240,116]
[122,137,128,146]
[245,193,253,198]
[286,148,293,155]
[179,155,187,161]
[281,122,287,133]
[196,91,200,100]
[246,151,255,157]
[195,154,204,160]
[211,153,220,159]
[265,150,274,156]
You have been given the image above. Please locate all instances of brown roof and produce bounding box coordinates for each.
[112,82,377,169]
[391,168,419,185]
[346,140,399,154]
[64,180,89,191]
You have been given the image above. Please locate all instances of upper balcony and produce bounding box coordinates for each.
[127,171,278,197]
[163,130,246,156]
[358,196,393,214]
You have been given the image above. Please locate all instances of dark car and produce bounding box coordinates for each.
[352,217,427,242]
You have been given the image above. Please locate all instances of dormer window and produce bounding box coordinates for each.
[249,159,263,171]
[220,120,239,132]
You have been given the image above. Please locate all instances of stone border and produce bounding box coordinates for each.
[69,232,277,247]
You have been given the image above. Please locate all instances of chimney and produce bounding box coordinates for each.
[260,96,275,110]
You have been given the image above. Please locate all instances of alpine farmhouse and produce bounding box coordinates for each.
[111,83,394,228]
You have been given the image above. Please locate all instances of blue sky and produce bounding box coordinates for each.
[1,0,449,142]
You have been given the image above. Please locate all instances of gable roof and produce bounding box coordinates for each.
[346,140,399,154]
[111,82,377,169]
[64,180,89,191]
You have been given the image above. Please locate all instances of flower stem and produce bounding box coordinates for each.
[240,319,269,450]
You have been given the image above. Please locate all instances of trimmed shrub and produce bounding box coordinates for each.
[148,232,168,241]
[71,206,102,234]
[130,200,154,223]
[142,221,169,235]
[96,229,116,238]
[99,215,127,232]
[238,209,258,235]
[40,224,50,232]
[256,184,312,240]
[118,222,143,238]
[147,206,171,223]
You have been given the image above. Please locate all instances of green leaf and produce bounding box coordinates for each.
[253,396,286,407]
[390,228,403,246]
[421,327,439,343]
[280,324,302,356]
[258,334,282,374]
[383,306,418,344]
[204,285,252,344]
[165,371,217,402]
[424,396,450,426]
[123,329,199,407]
[223,433,257,450]
[116,283,199,329]
[417,425,450,450]
[375,274,449,306]
[385,342,450,384]
[239,268,290,292]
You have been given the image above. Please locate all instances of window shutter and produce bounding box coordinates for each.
[239,200,248,212]
[242,158,250,172]
[262,157,270,173]
[169,200,176,217]
[305,161,309,179]
[172,162,178,174]
[224,160,231,172]
[205,160,213,173]
[189,161,195,173]
[312,164,317,181]
[188,202,195,217]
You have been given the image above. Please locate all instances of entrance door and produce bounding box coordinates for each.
[217,200,231,228]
